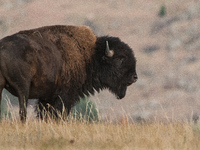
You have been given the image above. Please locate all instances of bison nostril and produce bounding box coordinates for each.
[132,75,138,82]
[127,74,138,85]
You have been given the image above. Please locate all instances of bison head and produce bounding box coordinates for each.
[95,36,137,99]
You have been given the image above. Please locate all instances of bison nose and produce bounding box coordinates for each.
[132,74,138,83]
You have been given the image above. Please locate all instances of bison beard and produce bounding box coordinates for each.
[0,25,137,122]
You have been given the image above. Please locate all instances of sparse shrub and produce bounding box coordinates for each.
[0,97,11,120]
[143,45,160,54]
[71,96,99,122]
[192,124,200,139]
[158,5,166,17]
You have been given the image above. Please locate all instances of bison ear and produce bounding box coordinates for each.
[105,41,114,57]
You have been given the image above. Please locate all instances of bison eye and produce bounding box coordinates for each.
[115,57,125,67]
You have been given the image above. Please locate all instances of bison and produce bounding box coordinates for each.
[0,25,137,122]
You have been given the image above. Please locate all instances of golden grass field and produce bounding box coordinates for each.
[1,1,200,150]
[0,119,200,150]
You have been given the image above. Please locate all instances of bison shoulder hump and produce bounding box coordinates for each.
[66,25,97,49]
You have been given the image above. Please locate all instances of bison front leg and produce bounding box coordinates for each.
[36,96,74,121]
[53,96,74,119]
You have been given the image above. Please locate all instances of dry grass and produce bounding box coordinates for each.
[0,119,200,150]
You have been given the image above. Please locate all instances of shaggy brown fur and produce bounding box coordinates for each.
[19,25,96,87]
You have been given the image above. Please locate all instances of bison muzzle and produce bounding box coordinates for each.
[0,25,137,122]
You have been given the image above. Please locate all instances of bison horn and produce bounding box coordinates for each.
[105,41,114,57]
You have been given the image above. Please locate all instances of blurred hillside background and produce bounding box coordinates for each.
[1,0,200,122]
